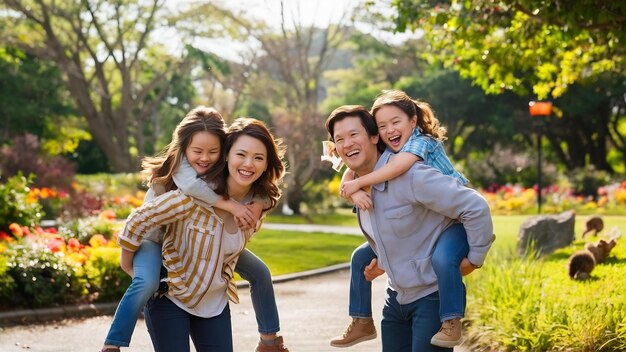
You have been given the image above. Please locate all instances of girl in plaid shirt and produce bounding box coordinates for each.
[331,90,475,349]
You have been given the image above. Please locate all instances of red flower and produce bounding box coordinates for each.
[0,231,13,242]
[67,238,81,252]
[47,237,65,253]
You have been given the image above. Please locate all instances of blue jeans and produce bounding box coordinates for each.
[145,295,232,352]
[382,289,452,352]
[348,223,469,321]
[104,240,162,347]
[105,242,279,346]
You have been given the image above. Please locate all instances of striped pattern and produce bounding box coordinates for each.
[118,190,255,310]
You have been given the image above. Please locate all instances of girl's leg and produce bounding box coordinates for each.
[431,223,469,321]
[349,242,377,318]
[104,240,162,347]
[330,242,378,347]
[235,249,279,334]
[189,304,233,352]
[145,295,191,352]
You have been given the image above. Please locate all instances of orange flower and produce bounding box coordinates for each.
[67,238,82,252]
[100,210,117,221]
[89,234,108,248]
[9,223,23,237]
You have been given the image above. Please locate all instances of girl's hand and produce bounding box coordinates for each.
[363,258,385,281]
[351,190,372,210]
[239,202,263,230]
[230,200,255,229]
[340,179,362,198]
[460,257,476,276]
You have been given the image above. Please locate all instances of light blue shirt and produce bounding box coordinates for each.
[400,128,469,185]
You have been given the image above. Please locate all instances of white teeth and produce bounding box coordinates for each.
[389,135,400,142]
[346,150,358,157]
[239,170,253,176]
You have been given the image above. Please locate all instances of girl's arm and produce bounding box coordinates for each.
[173,157,255,228]
[342,152,420,197]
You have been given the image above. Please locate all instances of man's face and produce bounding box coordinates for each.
[332,116,379,174]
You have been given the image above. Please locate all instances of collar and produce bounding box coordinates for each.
[370,149,393,192]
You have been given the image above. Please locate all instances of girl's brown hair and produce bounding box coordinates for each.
[214,118,286,211]
[142,106,227,191]
[371,90,447,141]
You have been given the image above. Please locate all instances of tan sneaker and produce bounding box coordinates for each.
[430,318,463,348]
[330,317,377,348]
[255,336,289,352]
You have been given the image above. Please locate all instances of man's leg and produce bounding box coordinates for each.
[381,288,411,352]
[408,291,453,352]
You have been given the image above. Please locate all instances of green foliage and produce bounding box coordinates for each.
[0,255,17,310]
[59,216,120,244]
[464,217,626,351]
[83,247,131,302]
[0,173,43,232]
[5,242,85,308]
[568,166,613,198]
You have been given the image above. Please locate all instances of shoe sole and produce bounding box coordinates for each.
[330,333,377,348]
[430,336,464,348]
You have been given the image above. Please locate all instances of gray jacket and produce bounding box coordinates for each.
[359,150,494,305]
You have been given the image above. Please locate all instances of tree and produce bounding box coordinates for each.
[1,0,205,171]
[387,0,626,173]
[390,0,626,99]
[202,2,353,213]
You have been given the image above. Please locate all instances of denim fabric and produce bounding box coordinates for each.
[381,289,452,352]
[348,242,377,318]
[235,249,280,334]
[431,223,469,321]
[104,240,161,347]
[145,295,232,352]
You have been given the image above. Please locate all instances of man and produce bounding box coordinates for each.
[325,105,494,351]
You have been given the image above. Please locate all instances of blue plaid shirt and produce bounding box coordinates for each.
[400,128,469,185]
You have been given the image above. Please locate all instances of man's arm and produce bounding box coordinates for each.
[408,164,495,267]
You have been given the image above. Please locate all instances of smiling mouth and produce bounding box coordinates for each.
[346,150,359,157]
[238,169,254,178]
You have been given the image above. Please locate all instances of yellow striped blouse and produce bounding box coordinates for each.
[118,190,254,315]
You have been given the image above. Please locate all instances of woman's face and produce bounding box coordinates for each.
[184,131,221,175]
[226,135,268,189]
[374,105,417,153]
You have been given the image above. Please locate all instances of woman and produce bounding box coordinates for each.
[117,118,286,351]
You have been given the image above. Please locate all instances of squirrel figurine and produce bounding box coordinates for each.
[582,216,604,238]
[567,238,617,280]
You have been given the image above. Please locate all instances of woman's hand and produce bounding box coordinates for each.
[120,248,135,277]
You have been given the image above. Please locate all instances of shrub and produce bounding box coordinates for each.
[6,242,86,308]
[0,133,75,189]
[568,166,612,199]
[0,173,43,233]
[84,246,131,302]
[0,255,17,309]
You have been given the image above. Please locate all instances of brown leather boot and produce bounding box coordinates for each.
[255,336,289,352]
[430,317,463,348]
[330,317,377,348]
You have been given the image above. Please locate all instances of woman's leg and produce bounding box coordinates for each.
[145,296,191,352]
[431,223,469,321]
[235,249,280,334]
[104,240,162,347]
[349,242,377,318]
[189,304,233,352]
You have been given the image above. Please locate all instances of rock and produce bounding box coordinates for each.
[518,210,575,256]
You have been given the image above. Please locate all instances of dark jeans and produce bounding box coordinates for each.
[382,289,453,352]
[144,295,232,352]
